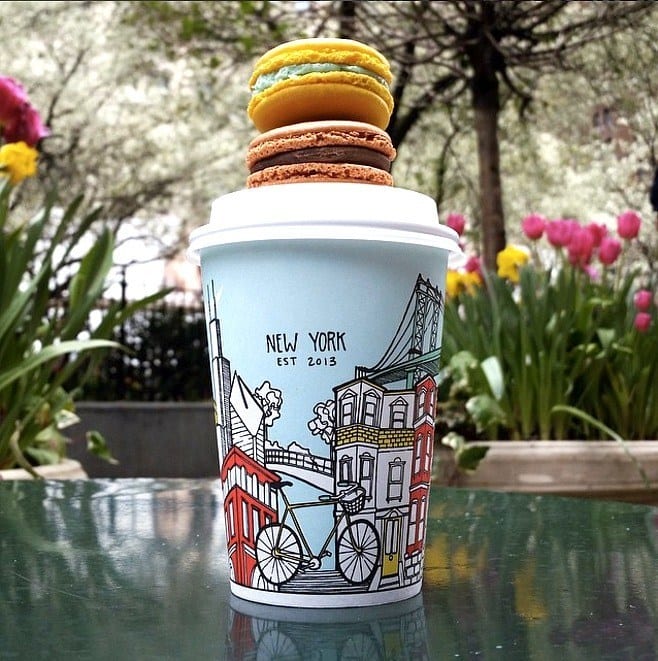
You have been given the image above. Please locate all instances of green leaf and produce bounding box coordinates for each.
[456,445,490,473]
[24,446,62,467]
[86,430,118,464]
[466,394,506,433]
[552,404,650,487]
[480,356,504,401]
[441,431,465,453]
[596,328,615,350]
[0,340,118,391]
[62,229,114,338]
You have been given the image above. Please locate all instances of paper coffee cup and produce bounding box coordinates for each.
[189,182,459,608]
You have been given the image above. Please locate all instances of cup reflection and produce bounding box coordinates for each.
[225,593,429,660]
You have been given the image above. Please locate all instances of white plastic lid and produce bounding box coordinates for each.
[188,182,460,263]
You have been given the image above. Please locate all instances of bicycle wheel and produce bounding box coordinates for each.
[256,523,302,585]
[337,520,380,585]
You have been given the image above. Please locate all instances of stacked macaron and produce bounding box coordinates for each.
[245,38,396,188]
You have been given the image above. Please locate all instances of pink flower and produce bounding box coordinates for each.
[598,236,622,265]
[445,213,466,237]
[617,210,641,239]
[633,289,653,312]
[464,254,483,278]
[634,312,652,333]
[585,222,607,247]
[0,76,28,124]
[545,219,578,248]
[567,226,595,266]
[2,104,49,146]
[521,213,546,240]
[583,264,600,282]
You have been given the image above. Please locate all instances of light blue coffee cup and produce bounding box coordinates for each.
[189,182,459,608]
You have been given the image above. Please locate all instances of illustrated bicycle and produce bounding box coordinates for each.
[255,481,380,586]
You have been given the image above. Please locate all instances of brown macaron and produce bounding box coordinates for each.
[245,120,396,188]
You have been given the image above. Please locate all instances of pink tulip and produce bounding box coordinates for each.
[464,254,483,278]
[545,219,578,248]
[567,226,595,266]
[586,222,607,247]
[598,236,622,265]
[634,289,653,312]
[521,213,546,240]
[583,264,601,282]
[2,104,49,146]
[0,76,28,124]
[445,213,466,237]
[617,210,641,239]
[634,312,652,333]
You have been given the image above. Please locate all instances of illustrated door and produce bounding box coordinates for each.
[382,515,401,577]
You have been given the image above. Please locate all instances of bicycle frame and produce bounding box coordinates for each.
[276,487,349,567]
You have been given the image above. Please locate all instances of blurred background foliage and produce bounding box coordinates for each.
[1,0,657,401]
[77,303,211,402]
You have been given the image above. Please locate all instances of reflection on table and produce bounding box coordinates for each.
[1,479,657,660]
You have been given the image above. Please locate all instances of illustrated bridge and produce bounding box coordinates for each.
[265,274,444,491]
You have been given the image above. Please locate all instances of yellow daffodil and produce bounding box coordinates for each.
[0,141,38,184]
[496,245,529,283]
[462,270,482,294]
[446,270,462,298]
[446,269,483,298]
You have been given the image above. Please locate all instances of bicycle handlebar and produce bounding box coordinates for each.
[270,480,293,491]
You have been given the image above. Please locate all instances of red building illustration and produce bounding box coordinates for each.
[407,376,435,557]
[221,446,280,587]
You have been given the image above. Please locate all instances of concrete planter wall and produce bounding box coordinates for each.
[66,403,658,505]
[436,440,658,505]
[0,458,88,480]
[68,402,218,478]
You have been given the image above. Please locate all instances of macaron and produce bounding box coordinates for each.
[248,38,394,132]
[245,120,396,188]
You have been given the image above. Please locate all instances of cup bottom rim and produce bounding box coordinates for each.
[229,580,422,609]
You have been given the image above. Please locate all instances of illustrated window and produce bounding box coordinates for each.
[363,390,381,426]
[409,499,418,545]
[339,455,354,483]
[414,433,423,473]
[252,507,260,541]
[360,453,374,498]
[339,392,356,426]
[425,431,433,471]
[228,500,235,539]
[242,500,250,541]
[387,458,405,502]
[416,387,427,419]
[390,398,408,429]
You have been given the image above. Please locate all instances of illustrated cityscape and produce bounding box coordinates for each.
[205,275,444,596]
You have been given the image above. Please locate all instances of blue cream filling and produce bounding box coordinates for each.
[251,63,389,94]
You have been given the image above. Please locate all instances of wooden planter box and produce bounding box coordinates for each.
[435,440,658,505]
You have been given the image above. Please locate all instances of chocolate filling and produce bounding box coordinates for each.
[250,145,392,173]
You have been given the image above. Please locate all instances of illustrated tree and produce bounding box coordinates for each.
[308,400,336,445]
[254,381,283,427]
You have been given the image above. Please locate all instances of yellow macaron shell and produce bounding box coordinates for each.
[248,39,394,132]
[249,38,393,86]
[249,72,392,132]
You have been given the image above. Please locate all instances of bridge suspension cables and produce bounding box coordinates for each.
[356,275,444,387]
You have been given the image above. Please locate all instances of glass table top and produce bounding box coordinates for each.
[1,478,657,660]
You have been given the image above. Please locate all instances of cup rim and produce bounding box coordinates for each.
[188,182,460,263]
